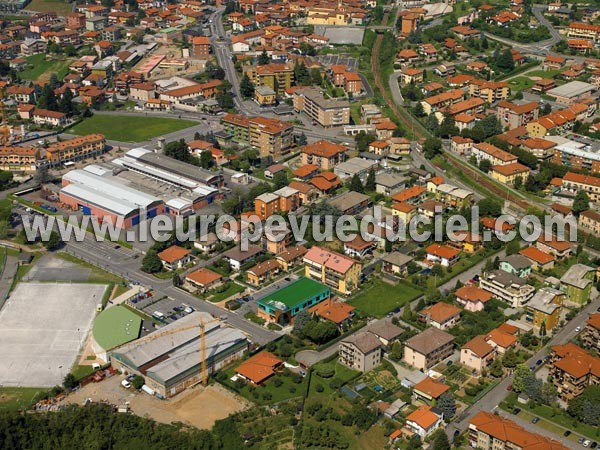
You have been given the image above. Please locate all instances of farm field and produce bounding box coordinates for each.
[25,0,73,15]
[68,115,198,142]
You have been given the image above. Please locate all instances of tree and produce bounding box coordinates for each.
[514,175,522,190]
[541,382,557,406]
[43,231,62,251]
[63,373,78,390]
[437,392,456,420]
[294,61,310,85]
[414,102,425,117]
[541,102,552,115]
[273,171,289,190]
[505,240,520,256]
[422,136,442,159]
[431,429,450,450]
[141,250,162,273]
[37,84,58,111]
[309,68,322,85]
[502,348,518,368]
[58,88,75,116]
[293,310,311,335]
[402,304,412,322]
[390,341,403,360]
[365,168,376,192]
[0,170,13,189]
[349,174,364,193]
[479,159,491,173]
[568,385,600,425]
[539,320,547,338]
[257,49,270,65]
[572,191,590,216]
[297,132,307,147]
[199,150,213,169]
[239,73,254,98]
[490,358,504,378]
[497,48,515,71]
[512,365,530,393]
[131,375,145,390]
[478,198,502,217]
[437,114,459,138]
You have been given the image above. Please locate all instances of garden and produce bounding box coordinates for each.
[348,278,422,318]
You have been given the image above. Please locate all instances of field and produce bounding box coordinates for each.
[0,387,44,412]
[19,54,73,82]
[42,252,125,285]
[527,69,561,79]
[348,278,422,318]
[207,282,245,303]
[0,282,107,387]
[25,0,73,15]
[507,76,535,92]
[68,115,198,142]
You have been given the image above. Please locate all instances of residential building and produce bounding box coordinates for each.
[561,171,600,203]
[157,245,192,271]
[303,246,362,294]
[246,259,281,286]
[328,191,371,215]
[455,285,493,312]
[403,327,455,370]
[468,411,569,450]
[521,137,555,160]
[366,319,403,346]
[567,22,600,42]
[300,140,346,169]
[275,245,307,272]
[419,302,461,330]
[582,313,600,353]
[425,244,460,267]
[413,377,450,404]
[549,342,600,400]
[44,134,106,166]
[518,246,556,271]
[490,163,531,186]
[338,331,382,372]
[309,297,355,327]
[293,87,350,127]
[499,254,532,278]
[0,146,41,172]
[495,101,539,129]
[472,142,517,166]
[382,252,413,277]
[525,287,564,332]
[479,270,535,307]
[221,114,294,159]
[579,209,600,236]
[254,186,300,220]
[536,235,574,259]
[245,63,294,97]
[404,406,444,438]
[420,89,463,115]
[235,352,283,385]
[485,327,518,354]
[257,277,330,325]
[560,263,596,304]
[184,268,222,293]
[461,335,495,373]
[343,235,376,259]
[254,85,276,106]
[469,80,509,103]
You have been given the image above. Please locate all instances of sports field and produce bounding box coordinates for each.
[0,282,107,387]
[68,115,198,142]
[93,305,142,351]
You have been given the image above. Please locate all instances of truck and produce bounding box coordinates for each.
[141,385,155,396]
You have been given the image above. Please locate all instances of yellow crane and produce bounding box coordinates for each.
[134,315,221,386]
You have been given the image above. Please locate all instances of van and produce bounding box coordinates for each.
[152,311,165,320]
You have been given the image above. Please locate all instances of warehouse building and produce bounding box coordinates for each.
[60,168,164,229]
[116,147,224,189]
[257,277,331,325]
[92,305,142,362]
[111,312,248,398]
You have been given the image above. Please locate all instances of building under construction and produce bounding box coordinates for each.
[110,312,248,398]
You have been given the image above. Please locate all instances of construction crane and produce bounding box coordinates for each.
[132,314,221,386]
[0,89,9,145]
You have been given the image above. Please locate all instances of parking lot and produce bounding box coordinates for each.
[0,282,107,387]
[317,54,358,72]
[133,295,197,325]
[25,254,91,282]
[315,26,365,45]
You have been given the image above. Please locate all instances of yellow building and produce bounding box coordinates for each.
[490,162,531,186]
[525,287,564,332]
[303,246,362,294]
[392,201,416,223]
[45,134,106,167]
[245,63,293,97]
[469,80,509,103]
[254,85,276,106]
[0,146,41,172]
[307,7,349,25]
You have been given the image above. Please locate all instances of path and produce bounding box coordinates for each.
[0,255,18,308]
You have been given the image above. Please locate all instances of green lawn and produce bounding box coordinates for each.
[25,0,73,15]
[527,69,561,79]
[68,115,198,142]
[19,53,73,82]
[348,278,422,318]
[310,361,360,396]
[0,246,6,273]
[508,76,535,92]
[208,282,245,303]
[0,387,45,412]
[71,365,94,381]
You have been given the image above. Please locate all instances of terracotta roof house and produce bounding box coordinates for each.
[157,245,192,271]
[235,351,283,385]
[413,377,450,403]
[418,302,461,330]
[455,285,493,312]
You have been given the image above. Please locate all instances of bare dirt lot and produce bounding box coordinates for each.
[62,375,250,429]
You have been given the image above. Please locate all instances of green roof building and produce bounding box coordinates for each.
[92,306,142,360]
[257,277,330,325]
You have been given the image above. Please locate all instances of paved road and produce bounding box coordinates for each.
[446,296,600,441]
[63,234,278,345]
[496,409,580,448]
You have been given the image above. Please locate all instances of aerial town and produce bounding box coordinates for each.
[0,0,599,448]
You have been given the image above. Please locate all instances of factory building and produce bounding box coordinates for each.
[60,167,164,229]
[110,312,248,398]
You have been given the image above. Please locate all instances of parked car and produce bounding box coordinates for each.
[575,326,582,332]
[583,440,591,447]
[579,437,586,444]
[506,384,513,391]
[564,430,572,437]
[531,417,539,424]
[121,380,131,389]
[590,441,597,448]
[512,407,521,415]
[536,359,542,365]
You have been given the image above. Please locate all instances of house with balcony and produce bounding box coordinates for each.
[303,246,362,295]
[479,270,535,307]
[403,327,455,370]
[338,331,382,372]
[549,342,600,401]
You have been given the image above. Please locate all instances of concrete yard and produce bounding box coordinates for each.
[320,26,365,45]
[24,254,91,282]
[0,282,107,387]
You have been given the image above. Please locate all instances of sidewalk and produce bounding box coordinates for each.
[0,256,18,308]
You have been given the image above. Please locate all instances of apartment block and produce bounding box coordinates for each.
[582,313,600,353]
[471,142,517,166]
[525,287,564,332]
[550,342,600,401]
[578,209,600,235]
[338,331,382,373]
[479,270,535,308]
[44,134,106,166]
[561,171,600,203]
[568,21,600,42]
[0,146,41,172]
[221,114,294,159]
[254,186,300,220]
[469,80,509,103]
[245,63,294,97]
[300,140,346,169]
[495,101,539,129]
[420,89,464,115]
[303,246,362,294]
[403,327,455,370]
[293,87,350,127]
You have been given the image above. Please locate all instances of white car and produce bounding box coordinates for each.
[121,380,131,389]
[583,440,591,447]
[575,326,582,333]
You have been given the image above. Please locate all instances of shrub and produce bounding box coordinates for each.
[317,366,335,379]
[272,377,283,388]
[329,380,341,390]
[315,384,324,393]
